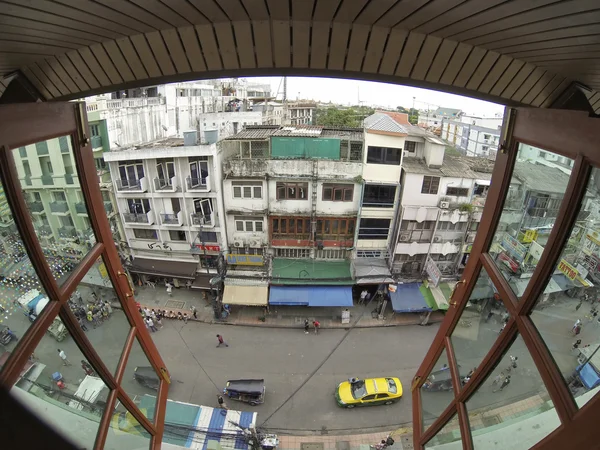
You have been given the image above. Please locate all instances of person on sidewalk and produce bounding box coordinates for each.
[57,349,71,366]
[216,334,229,347]
[312,320,320,334]
[166,282,173,297]
[191,305,197,319]
[304,319,309,334]
[183,313,188,324]
[146,317,157,332]
[494,375,511,392]
[77,317,88,332]
[217,394,228,409]
[81,360,95,376]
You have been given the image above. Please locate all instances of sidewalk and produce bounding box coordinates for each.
[275,429,414,450]
[118,285,445,329]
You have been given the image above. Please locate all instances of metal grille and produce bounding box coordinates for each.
[274,248,310,258]
[356,250,390,258]
[251,141,269,158]
[349,141,363,161]
[340,141,349,160]
[315,248,349,259]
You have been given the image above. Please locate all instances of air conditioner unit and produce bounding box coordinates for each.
[233,237,245,248]
[399,232,411,242]
[248,238,262,248]
[439,201,450,209]
[433,236,441,243]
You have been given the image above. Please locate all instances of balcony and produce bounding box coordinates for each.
[49,201,69,214]
[75,202,87,215]
[29,201,44,213]
[190,212,215,228]
[38,225,52,236]
[115,177,148,192]
[58,226,77,239]
[90,135,103,150]
[103,201,114,215]
[154,176,178,192]
[41,175,54,186]
[160,211,183,226]
[122,210,154,225]
[64,173,75,185]
[186,176,210,192]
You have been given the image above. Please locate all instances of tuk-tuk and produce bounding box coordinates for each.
[422,366,465,392]
[133,366,160,390]
[223,379,265,406]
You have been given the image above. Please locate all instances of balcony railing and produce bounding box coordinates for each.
[29,201,44,213]
[115,177,147,192]
[41,175,54,186]
[75,202,87,215]
[160,211,183,226]
[122,210,154,225]
[90,135,103,149]
[58,226,77,239]
[154,176,178,192]
[49,201,69,213]
[190,212,214,227]
[186,176,209,191]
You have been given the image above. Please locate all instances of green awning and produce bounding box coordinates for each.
[271,258,353,285]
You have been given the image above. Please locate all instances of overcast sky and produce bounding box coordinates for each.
[247,76,505,117]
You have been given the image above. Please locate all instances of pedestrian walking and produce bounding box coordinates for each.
[574,324,582,336]
[191,305,197,319]
[572,339,582,351]
[81,360,95,376]
[440,363,449,371]
[144,307,151,318]
[313,320,320,334]
[150,309,157,320]
[155,314,163,329]
[77,317,88,332]
[216,334,229,347]
[217,394,228,409]
[183,313,188,324]
[304,319,309,334]
[492,371,505,386]
[494,375,511,392]
[145,317,157,332]
[5,327,18,341]
[166,282,173,296]
[507,356,518,372]
[575,300,583,311]
[57,349,71,366]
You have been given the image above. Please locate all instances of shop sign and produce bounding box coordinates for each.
[521,229,538,243]
[193,244,220,252]
[528,241,544,261]
[425,256,441,287]
[227,254,264,266]
[558,259,578,281]
[502,233,527,262]
[98,262,108,279]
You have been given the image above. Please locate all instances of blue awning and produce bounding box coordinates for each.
[577,363,600,389]
[269,286,354,307]
[389,283,432,313]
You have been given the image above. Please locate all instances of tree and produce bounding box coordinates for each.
[314,106,374,127]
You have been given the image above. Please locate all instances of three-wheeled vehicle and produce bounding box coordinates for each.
[133,366,160,390]
[422,366,465,392]
[223,379,265,406]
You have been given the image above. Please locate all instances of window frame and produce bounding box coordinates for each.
[366,146,402,165]
[421,176,441,194]
[275,182,309,200]
[234,216,264,232]
[322,183,354,202]
[232,181,263,199]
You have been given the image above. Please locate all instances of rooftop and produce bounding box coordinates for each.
[364,113,408,135]
[224,125,281,140]
[435,107,463,117]
[271,259,352,285]
[513,161,572,194]
[402,154,494,179]
[225,125,363,142]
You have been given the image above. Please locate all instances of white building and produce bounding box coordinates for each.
[103,133,226,287]
[441,113,503,158]
[287,101,316,125]
[418,107,463,130]
[252,101,284,125]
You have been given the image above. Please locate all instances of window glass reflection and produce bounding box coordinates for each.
[424,414,461,449]
[421,348,453,431]
[466,334,560,449]
[121,337,159,424]
[11,137,97,285]
[106,401,151,450]
[489,143,572,299]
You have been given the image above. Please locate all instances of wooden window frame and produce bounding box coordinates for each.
[445,186,469,196]
[322,183,354,202]
[366,146,402,165]
[276,182,308,200]
[413,108,600,450]
[421,175,440,194]
[0,103,169,449]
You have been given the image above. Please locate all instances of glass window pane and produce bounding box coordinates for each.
[9,314,109,450]
[489,143,572,299]
[106,401,151,449]
[451,267,511,389]
[12,136,98,285]
[121,337,159,424]
[74,256,131,375]
[421,348,453,431]
[530,167,600,408]
[424,414,462,448]
[466,334,561,449]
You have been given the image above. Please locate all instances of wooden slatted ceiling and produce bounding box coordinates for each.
[0,0,599,112]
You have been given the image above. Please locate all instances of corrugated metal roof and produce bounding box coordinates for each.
[513,161,571,194]
[320,127,363,141]
[225,126,280,140]
[273,125,324,137]
[402,155,494,179]
[364,113,408,135]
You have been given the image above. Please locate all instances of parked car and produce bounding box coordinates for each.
[335,377,402,408]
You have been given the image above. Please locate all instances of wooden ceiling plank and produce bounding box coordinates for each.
[56,54,89,91]
[489,59,525,96]
[522,52,600,64]
[328,22,351,71]
[232,21,255,69]
[0,17,103,45]
[27,63,61,98]
[510,67,546,102]
[396,0,465,31]
[362,26,390,74]
[438,42,472,85]
[521,72,556,104]
[587,91,600,105]
[93,0,175,29]
[163,0,209,24]
[196,24,223,71]
[78,47,111,86]
[178,26,207,72]
[415,0,506,35]
[37,59,70,96]
[313,0,342,22]
[0,40,69,56]
[452,46,486,87]
[592,96,600,110]
[540,78,572,108]
[145,31,176,76]
[0,24,95,46]
[425,39,458,83]
[115,37,149,80]
[531,75,565,107]
[189,0,229,22]
[395,31,426,78]
[378,28,408,75]
[0,32,80,50]
[20,65,53,99]
[292,21,311,69]
[355,0,398,25]
[501,36,600,56]
[272,20,292,68]
[214,22,240,70]
[161,28,192,73]
[485,24,600,51]
[239,0,269,21]
[375,0,424,28]
[266,0,290,20]
[102,40,136,82]
[89,43,123,85]
[509,43,600,60]
[130,34,162,78]
[345,24,370,72]
[292,0,316,21]
[309,21,330,69]
[215,0,250,21]
[335,0,370,22]
[465,50,500,90]
[45,57,78,93]
[478,54,512,94]
[410,35,442,81]
[501,62,536,98]
[129,0,191,27]
[65,50,101,90]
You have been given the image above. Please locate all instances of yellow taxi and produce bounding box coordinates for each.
[335,377,402,408]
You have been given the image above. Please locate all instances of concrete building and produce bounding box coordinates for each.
[252,101,285,125]
[103,134,226,288]
[287,101,317,125]
[441,113,503,158]
[418,107,463,129]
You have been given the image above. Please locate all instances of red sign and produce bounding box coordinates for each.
[194,244,220,252]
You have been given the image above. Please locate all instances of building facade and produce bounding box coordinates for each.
[440,113,503,158]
